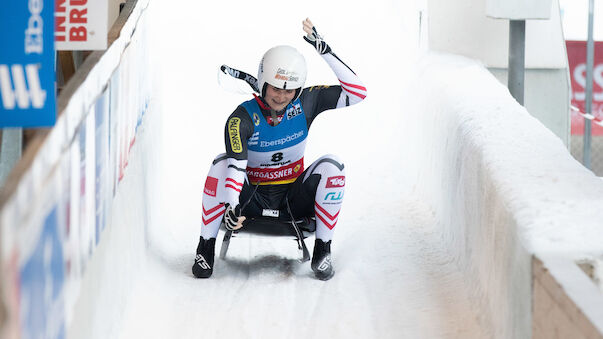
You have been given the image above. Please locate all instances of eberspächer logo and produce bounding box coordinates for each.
[0,0,56,127]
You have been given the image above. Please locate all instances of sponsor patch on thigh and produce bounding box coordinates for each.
[326,176,345,188]
[204,176,218,196]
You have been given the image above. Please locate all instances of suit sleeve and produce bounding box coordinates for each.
[222,106,254,206]
[299,51,367,127]
[224,105,254,160]
[322,52,367,107]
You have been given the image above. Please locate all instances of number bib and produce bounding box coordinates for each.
[242,98,308,185]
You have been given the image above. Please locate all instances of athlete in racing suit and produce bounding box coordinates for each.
[193,18,367,280]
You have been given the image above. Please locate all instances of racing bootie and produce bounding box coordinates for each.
[192,236,216,278]
[311,239,334,280]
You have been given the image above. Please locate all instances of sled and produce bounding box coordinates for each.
[219,211,315,262]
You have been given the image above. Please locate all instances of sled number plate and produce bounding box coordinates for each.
[262,209,280,218]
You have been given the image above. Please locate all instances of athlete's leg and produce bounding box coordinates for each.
[194,154,247,278]
[199,154,250,237]
[292,154,345,240]
[200,155,228,239]
[288,154,345,280]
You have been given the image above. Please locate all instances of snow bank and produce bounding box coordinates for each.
[403,52,603,338]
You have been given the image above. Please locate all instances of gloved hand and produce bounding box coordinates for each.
[302,18,332,55]
[224,203,246,231]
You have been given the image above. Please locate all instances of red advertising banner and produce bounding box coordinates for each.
[567,40,603,135]
[55,0,108,50]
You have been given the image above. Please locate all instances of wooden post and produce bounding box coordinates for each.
[58,51,76,85]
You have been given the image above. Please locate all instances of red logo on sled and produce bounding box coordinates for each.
[326,176,345,188]
[204,177,218,196]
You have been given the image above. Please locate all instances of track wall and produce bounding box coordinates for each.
[405,52,603,338]
[0,1,159,338]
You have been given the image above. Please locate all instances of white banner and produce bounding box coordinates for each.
[55,0,108,50]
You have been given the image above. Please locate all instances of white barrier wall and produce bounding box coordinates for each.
[403,52,603,338]
[0,1,155,338]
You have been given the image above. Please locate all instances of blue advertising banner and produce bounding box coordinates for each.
[20,207,66,339]
[0,0,56,127]
[95,90,109,243]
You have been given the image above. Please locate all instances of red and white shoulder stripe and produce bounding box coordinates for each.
[321,53,367,107]
[339,79,367,101]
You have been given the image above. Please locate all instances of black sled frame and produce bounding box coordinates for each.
[219,212,315,262]
[220,183,315,262]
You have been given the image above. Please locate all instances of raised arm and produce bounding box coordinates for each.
[303,18,367,107]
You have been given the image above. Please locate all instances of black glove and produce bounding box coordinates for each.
[224,203,245,231]
[302,18,332,55]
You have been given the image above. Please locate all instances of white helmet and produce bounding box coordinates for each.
[258,45,307,99]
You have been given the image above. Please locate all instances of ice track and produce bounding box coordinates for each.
[110,0,491,337]
[117,199,488,339]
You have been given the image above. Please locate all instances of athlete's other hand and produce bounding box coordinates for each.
[224,203,245,231]
[302,18,331,55]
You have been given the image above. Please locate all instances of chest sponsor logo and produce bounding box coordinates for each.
[326,176,345,188]
[247,158,304,183]
[253,113,260,126]
[228,117,242,153]
[260,130,304,148]
[204,176,218,196]
[248,131,259,146]
[286,103,302,120]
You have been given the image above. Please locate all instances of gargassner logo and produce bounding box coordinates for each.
[260,130,304,147]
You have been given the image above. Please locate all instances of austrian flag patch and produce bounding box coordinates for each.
[204,177,218,196]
